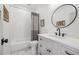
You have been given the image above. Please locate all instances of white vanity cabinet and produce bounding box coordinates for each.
[38,36,66,55]
[38,34,79,55]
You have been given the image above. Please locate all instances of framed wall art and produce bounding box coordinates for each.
[3,5,9,22]
[40,19,45,27]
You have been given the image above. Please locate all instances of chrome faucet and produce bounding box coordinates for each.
[57,28,61,36]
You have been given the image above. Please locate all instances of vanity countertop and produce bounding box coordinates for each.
[38,34,79,50]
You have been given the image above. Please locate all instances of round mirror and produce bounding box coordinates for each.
[51,4,77,28]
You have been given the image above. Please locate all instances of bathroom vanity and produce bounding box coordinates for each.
[37,4,79,55]
[38,34,79,55]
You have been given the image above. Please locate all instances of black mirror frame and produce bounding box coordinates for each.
[51,4,77,28]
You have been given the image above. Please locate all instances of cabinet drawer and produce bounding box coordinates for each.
[38,37,66,55]
[38,45,48,55]
[39,37,56,48]
[64,45,79,55]
[38,44,54,55]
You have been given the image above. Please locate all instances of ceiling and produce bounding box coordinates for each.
[16,4,49,9]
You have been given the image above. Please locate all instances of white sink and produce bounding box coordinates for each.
[45,34,66,39]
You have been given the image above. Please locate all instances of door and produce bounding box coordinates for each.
[31,12,39,41]
[2,5,11,55]
[0,4,32,55]
[2,20,11,55]
[0,5,3,55]
[0,4,10,55]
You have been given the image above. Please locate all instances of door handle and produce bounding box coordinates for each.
[1,38,8,45]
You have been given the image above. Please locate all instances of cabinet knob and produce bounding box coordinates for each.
[40,53,42,55]
[65,51,74,55]
[47,49,51,53]
[40,45,42,47]
[40,39,42,40]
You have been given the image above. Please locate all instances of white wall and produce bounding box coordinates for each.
[36,4,79,38]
